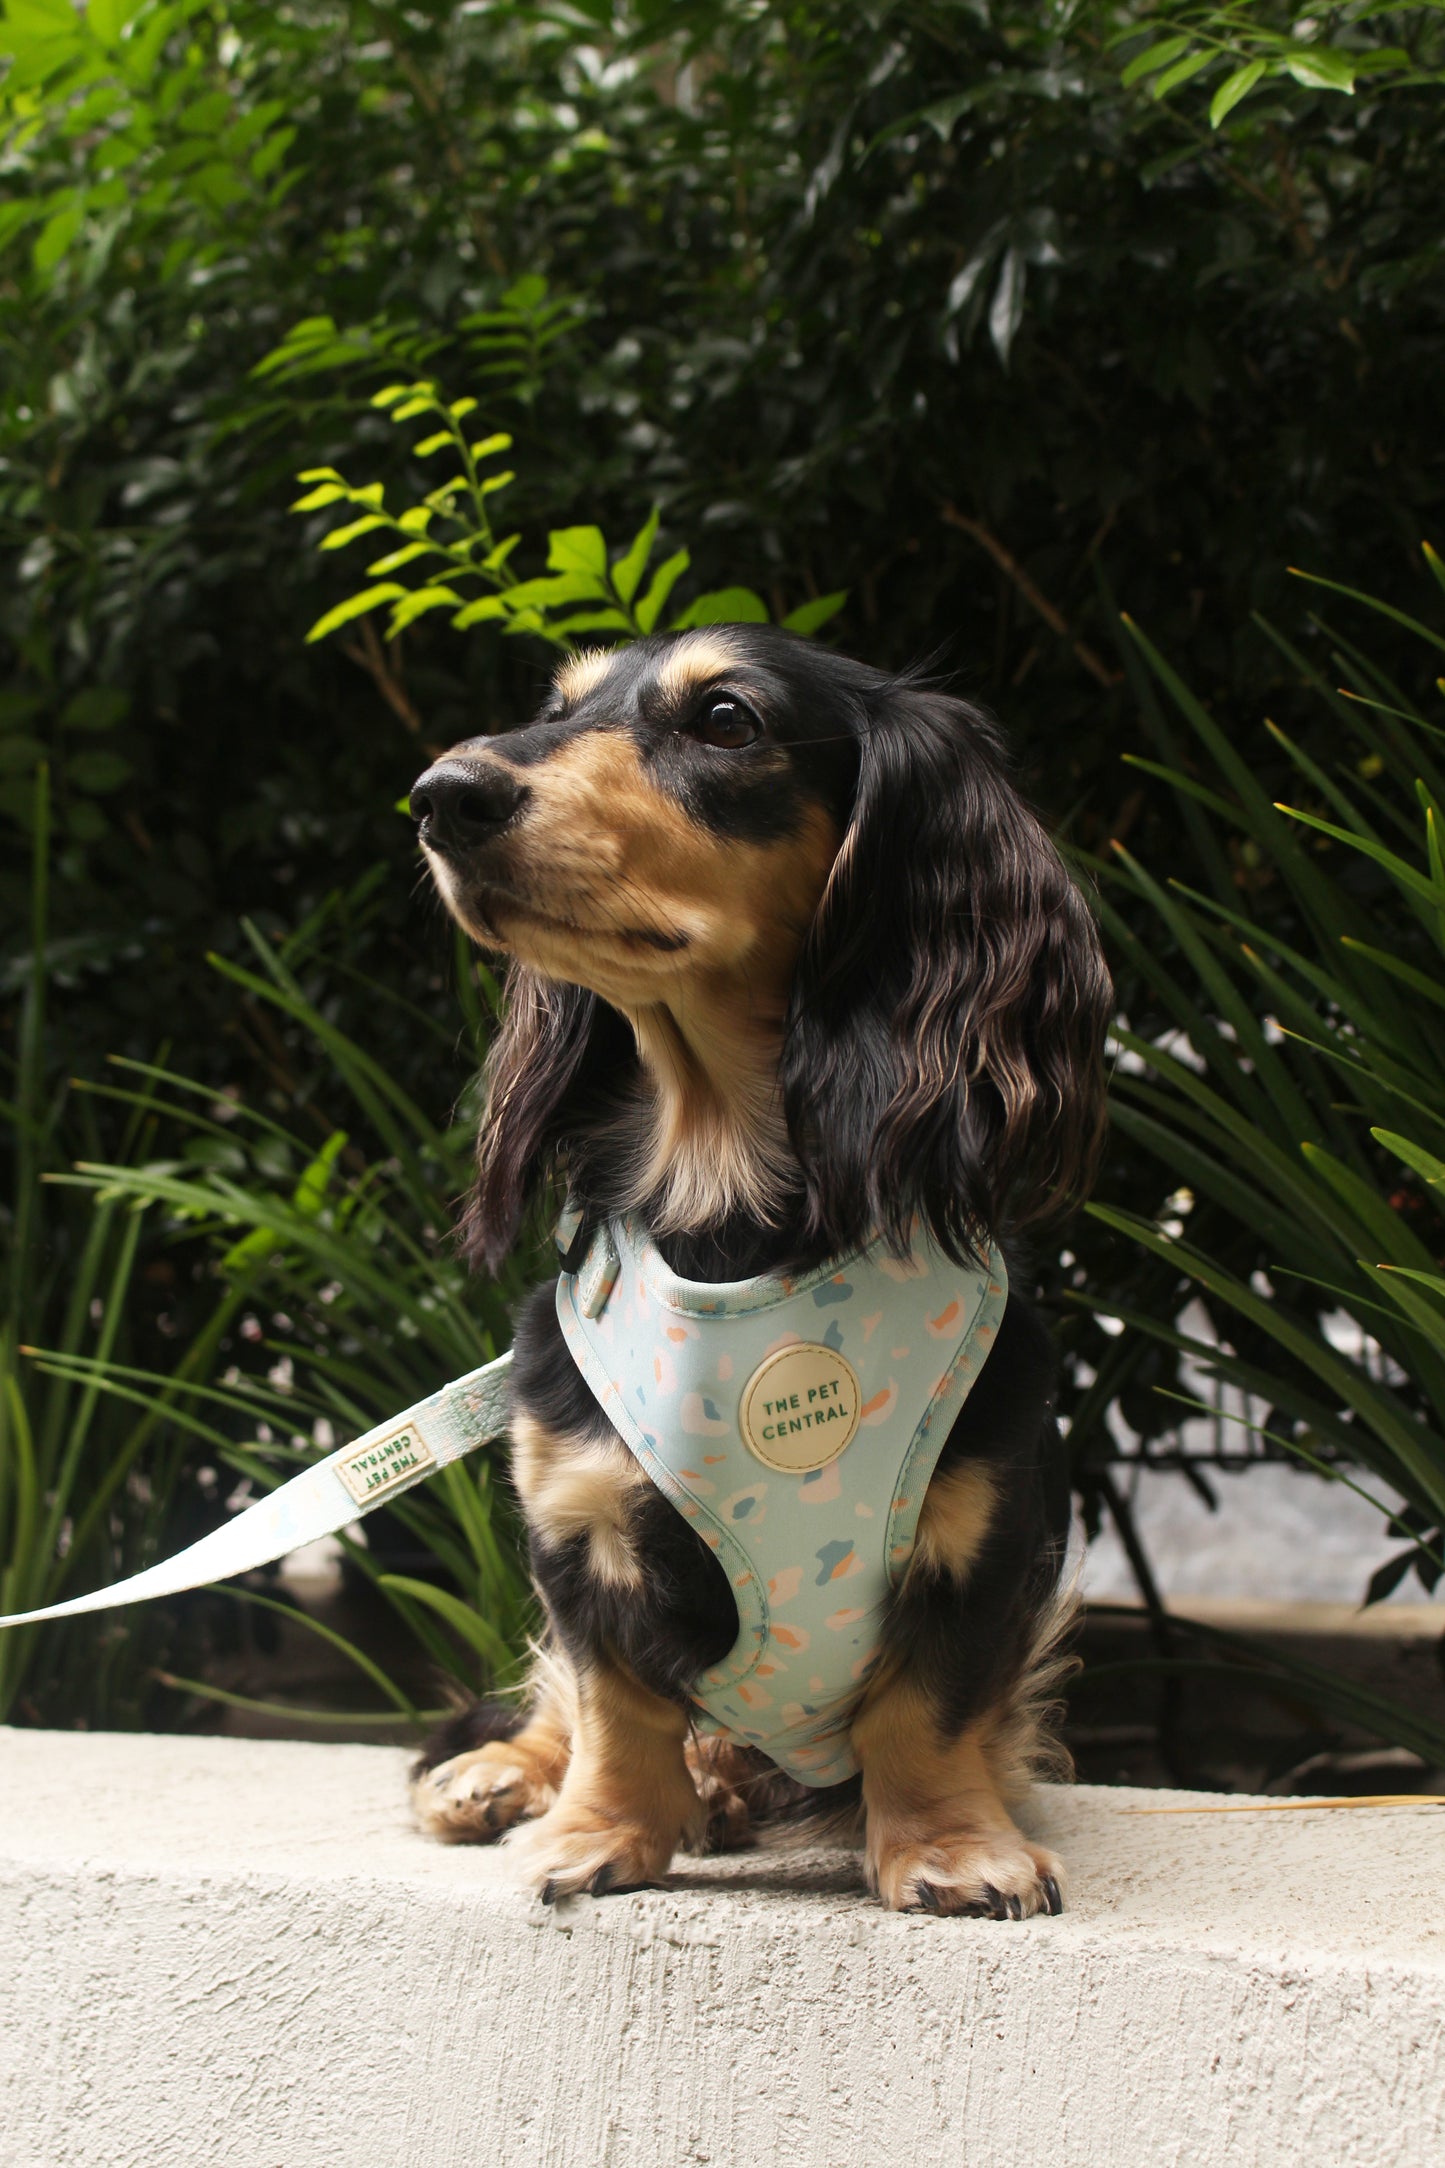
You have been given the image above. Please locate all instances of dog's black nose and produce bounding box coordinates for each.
[410,761,529,854]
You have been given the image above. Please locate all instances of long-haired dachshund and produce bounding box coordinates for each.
[406,626,1111,1916]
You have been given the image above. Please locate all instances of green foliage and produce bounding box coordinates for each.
[31,904,538,1720]
[0,0,298,277]
[1078,553,1445,1636]
[1,768,260,1725]
[1108,3,1445,124]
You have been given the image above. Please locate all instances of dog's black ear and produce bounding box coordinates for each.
[462,966,627,1273]
[781,683,1111,1262]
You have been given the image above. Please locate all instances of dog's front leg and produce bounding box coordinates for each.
[504,1651,704,1900]
[851,1666,1065,1918]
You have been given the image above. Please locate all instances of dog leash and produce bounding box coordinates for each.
[0,1351,513,1631]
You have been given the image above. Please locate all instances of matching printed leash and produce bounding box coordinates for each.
[0,1351,513,1631]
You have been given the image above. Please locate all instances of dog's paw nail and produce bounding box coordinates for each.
[1004,1892,1023,1921]
[1042,1875,1063,1916]
[588,1861,616,1896]
[910,1880,946,1914]
[540,1879,558,1907]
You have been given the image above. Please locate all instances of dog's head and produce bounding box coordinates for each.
[412,626,1111,1270]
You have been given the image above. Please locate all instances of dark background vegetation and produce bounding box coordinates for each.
[3,1,1443,1772]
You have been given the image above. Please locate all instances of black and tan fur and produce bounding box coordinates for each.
[407,627,1111,1916]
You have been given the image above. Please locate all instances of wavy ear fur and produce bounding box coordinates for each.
[461,966,630,1273]
[780,683,1111,1263]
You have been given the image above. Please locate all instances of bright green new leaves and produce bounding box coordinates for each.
[1110,6,1443,129]
[287,352,844,657]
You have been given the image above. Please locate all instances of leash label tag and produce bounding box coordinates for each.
[335,1422,437,1508]
[740,1344,862,1473]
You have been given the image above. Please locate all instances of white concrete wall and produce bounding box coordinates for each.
[0,1729,1441,2168]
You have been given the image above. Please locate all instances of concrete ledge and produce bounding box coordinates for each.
[1,1731,1441,2168]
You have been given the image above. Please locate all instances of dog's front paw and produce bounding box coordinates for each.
[503,1802,685,1902]
[410,1742,558,1844]
[870,1827,1065,1918]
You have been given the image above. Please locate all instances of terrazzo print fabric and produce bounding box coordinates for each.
[556,1217,1007,1786]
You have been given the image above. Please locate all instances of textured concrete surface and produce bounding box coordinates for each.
[0,1730,1441,2168]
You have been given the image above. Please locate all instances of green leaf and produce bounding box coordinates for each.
[1152,49,1212,99]
[390,395,437,422]
[482,534,521,573]
[370,385,411,409]
[385,586,463,633]
[319,516,389,551]
[611,506,660,607]
[547,609,632,634]
[672,587,769,629]
[546,526,609,578]
[1283,48,1356,95]
[1120,35,1191,87]
[410,431,455,458]
[469,433,513,461]
[1372,1132,1445,1191]
[290,483,349,512]
[635,549,690,633]
[1210,59,1266,127]
[501,572,608,612]
[60,688,129,731]
[32,200,81,274]
[376,1575,513,1673]
[1287,569,1445,658]
[448,397,478,420]
[65,751,131,794]
[451,597,511,630]
[502,273,548,312]
[365,542,440,576]
[304,585,406,644]
[1276,803,1442,912]
[781,591,848,637]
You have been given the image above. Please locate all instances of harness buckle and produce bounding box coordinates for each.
[578,1226,621,1319]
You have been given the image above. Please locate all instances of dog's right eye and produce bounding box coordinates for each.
[687,696,761,750]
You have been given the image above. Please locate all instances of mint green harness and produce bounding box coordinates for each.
[557,1217,1007,1786]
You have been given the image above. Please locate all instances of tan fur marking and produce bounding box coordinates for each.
[851,1670,1065,1915]
[510,1410,647,1591]
[909,1463,998,1581]
[655,630,742,703]
[504,1653,701,1896]
[553,648,615,706]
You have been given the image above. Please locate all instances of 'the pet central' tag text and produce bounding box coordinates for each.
[740,1344,862,1473]
[335,1424,436,1508]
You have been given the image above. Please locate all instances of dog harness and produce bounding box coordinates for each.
[557,1215,1007,1786]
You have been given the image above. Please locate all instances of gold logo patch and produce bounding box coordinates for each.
[335,1423,436,1508]
[739,1343,862,1473]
